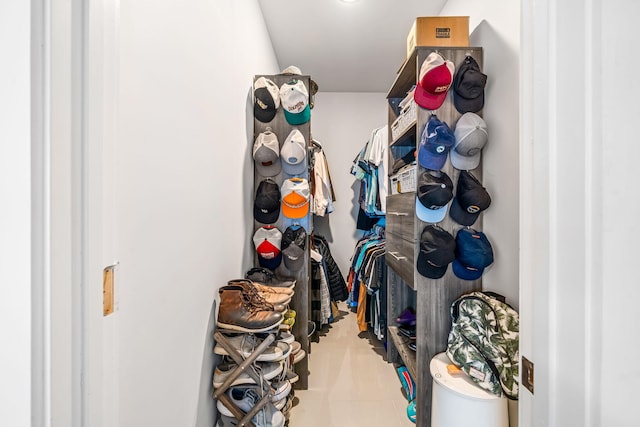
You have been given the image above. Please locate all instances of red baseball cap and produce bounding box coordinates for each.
[414,52,455,110]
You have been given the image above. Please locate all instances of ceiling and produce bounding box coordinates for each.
[257,0,448,93]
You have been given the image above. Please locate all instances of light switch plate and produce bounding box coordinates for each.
[522,355,534,394]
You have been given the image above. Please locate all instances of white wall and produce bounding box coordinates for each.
[309,92,388,278]
[96,1,279,426]
[0,1,33,425]
[439,0,521,308]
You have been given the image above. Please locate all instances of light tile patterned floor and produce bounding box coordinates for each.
[288,303,415,427]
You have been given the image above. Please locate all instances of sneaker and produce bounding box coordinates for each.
[407,400,416,423]
[270,380,292,402]
[292,349,306,365]
[396,307,416,327]
[213,360,283,389]
[285,369,299,384]
[216,386,262,417]
[396,366,416,401]
[277,331,295,345]
[271,341,292,362]
[216,414,239,427]
[213,334,284,362]
[290,340,301,355]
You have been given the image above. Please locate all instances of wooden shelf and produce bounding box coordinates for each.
[387,49,418,99]
[390,120,417,147]
[388,326,417,380]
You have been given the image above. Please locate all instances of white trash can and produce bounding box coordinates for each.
[430,352,509,427]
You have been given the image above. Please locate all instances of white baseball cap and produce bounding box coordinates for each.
[280,129,307,176]
[280,80,310,125]
[253,131,281,177]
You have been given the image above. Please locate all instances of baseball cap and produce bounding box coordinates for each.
[415,170,454,223]
[253,226,282,270]
[451,113,488,170]
[282,225,307,250]
[453,56,487,114]
[253,131,281,177]
[449,170,491,226]
[253,77,280,123]
[452,228,494,280]
[280,80,310,125]
[281,178,310,219]
[416,225,456,279]
[282,243,305,271]
[253,179,281,224]
[414,52,455,110]
[280,129,307,176]
[418,115,455,170]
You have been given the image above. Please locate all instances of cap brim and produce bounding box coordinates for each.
[450,148,481,171]
[418,147,448,170]
[281,160,307,176]
[414,84,448,111]
[283,105,310,125]
[452,259,484,280]
[254,105,277,123]
[453,91,484,114]
[449,196,479,226]
[255,161,281,177]
[415,199,447,223]
[282,201,309,219]
[416,252,448,279]
[254,204,280,224]
[258,252,282,270]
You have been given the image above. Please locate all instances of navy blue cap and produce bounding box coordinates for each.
[452,228,494,280]
[258,251,282,270]
[418,115,455,170]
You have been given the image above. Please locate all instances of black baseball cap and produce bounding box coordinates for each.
[254,179,281,224]
[449,171,491,226]
[416,225,456,279]
[415,170,454,223]
[282,225,307,250]
[453,56,487,114]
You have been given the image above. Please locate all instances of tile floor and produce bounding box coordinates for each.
[288,302,415,427]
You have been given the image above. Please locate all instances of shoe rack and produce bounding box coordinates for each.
[253,74,312,390]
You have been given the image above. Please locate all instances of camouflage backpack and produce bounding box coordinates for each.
[446,291,519,399]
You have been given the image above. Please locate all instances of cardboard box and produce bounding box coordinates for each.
[406,16,469,57]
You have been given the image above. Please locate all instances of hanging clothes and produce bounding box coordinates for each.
[350,125,389,229]
[309,139,336,217]
[346,226,387,336]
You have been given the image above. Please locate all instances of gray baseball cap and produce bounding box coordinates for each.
[282,243,305,272]
[451,113,488,171]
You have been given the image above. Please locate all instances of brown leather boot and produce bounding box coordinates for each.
[226,280,291,308]
[217,286,282,332]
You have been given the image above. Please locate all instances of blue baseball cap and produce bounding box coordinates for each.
[452,228,494,280]
[418,115,455,170]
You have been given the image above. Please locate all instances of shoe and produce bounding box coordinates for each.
[213,334,284,362]
[398,326,416,340]
[277,331,295,345]
[224,281,290,310]
[284,309,296,319]
[271,341,292,362]
[285,369,299,384]
[270,380,292,402]
[407,400,416,423]
[216,414,239,427]
[217,287,283,332]
[292,349,306,365]
[282,316,295,329]
[396,366,416,401]
[290,340,301,355]
[213,359,283,388]
[216,386,262,417]
[246,267,296,289]
[249,281,294,296]
[396,307,416,327]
